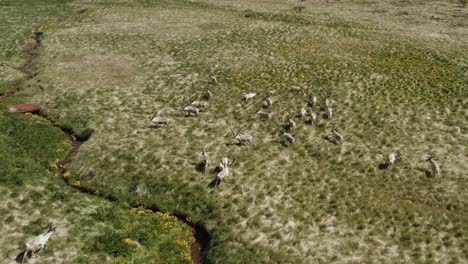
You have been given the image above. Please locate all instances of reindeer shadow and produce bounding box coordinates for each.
[194,162,205,173]
[275,139,292,147]
[307,102,316,108]
[324,135,338,145]
[284,124,293,132]
[224,142,238,147]
[207,178,221,188]
[378,163,390,170]
[305,119,315,126]
[148,125,163,129]
[15,250,30,263]
[416,167,432,178]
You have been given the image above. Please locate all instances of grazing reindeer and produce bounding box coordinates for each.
[205,90,213,100]
[183,106,199,116]
[17,224,56,264]
[191,100,209,109]
[287,116,296,130]
[147,111,169,127]
[331,129,343,144]
[244,92,257,102]
[387,151,401,166]
[300,107,307,120]
[426,155,440,177]
[309,95,318,107]
[310,112,318,125]
[256,109,273,121]
[210,74,218,85]
[230,127,253,145]
[263,96,273,108]
[281,132,295,146]
[326,106,333,119]
[324,96,333,108]
[289,86,305,94]
[220,156,233,169]
[215,156,234,185]
[201,149,211,174]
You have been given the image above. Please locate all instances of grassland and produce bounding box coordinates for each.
[1,0,467,263]
[0,1,192,263]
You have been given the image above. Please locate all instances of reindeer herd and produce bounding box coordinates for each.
[16,74,443,263]
[147,74,442,187]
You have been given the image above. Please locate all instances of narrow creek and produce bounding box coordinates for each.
[1,31,209,264]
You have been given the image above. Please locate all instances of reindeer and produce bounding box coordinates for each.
[256,109,273,121]
[281,132,295,146]
[309,95,318,107]
[230,127,253,145]
[147,111,169,127]
[326,106,333,119]
[215,156,234,186]
[191,100,209,109]
[210,74,218,85]
[310,112,318,125]
[299,107,307,120]
[17,224,56,264]
[287,116,296,130]
[426,155,440,177]
[183,106,199,116]
[324,96,332,108]
[205,90,213,100]
[244,92,257,102]
[263,96,273,108]
[387,151,401,166]
[220,156,234,169]
[201,149,211,174]
[331,128,343,144]
[289,86,305,94]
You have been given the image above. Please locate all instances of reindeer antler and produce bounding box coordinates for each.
[229,127,237,137]
[151,111,158,120]
[236,127,243,136]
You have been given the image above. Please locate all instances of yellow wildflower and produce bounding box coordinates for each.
[49,162,58,170]
[63,171,71,178]
[73,181,81,187]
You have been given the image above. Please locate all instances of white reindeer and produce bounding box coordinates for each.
[210,74,218,85]
[287,116,296,130]
[201,149,211,174]
[310,112,318,125]
[289,86,305,94]
[326,106,333,119]
[147,111,169,127]
[309,95,318,107]
[332,129,343,144]
[183,106,199,116]
[216,166,229,184]
[426,155,440,177]
[300,107,307,120]
[256,109,273,121]
[216,156,233,185]
[325,97,332,108]
[263,97,273,108]
[206,90,213,100]
[244,92,257,102]
[230,128,253,145]
[387,152,400,166]
[191,101,209,109]
[281,132,295,146]
[19,225,56,263]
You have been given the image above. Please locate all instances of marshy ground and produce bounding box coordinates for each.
[0,0,467,263]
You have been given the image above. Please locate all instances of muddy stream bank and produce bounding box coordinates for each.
[1,31,209,264]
